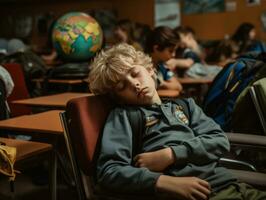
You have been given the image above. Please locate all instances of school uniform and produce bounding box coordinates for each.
[156,63,175,87]
[96,98,239,194]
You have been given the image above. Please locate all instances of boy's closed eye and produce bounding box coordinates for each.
[131,69,140,77]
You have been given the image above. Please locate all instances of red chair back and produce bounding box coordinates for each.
[2,63,31,116]
[65,95,114,175]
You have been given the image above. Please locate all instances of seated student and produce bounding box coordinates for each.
[113,19,143,51]
[174,26,205,63]
[231,22,266,54]
[144,26,182,92]
[166,26,204,76]
[210,39,239,67]
[0,65,14,119]
[88,43,266,200]
[169,26,222,78]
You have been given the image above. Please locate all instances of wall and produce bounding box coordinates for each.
[0,0,154,50]
[181,0,266,41]
[1,0,265,48]
[113,0,154,27]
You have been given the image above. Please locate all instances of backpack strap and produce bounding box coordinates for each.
[126,107,145,159]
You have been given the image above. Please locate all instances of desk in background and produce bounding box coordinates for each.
[32,78,88,93]
[0,110,63,135]
[157,89,180,98]
[178,77,214,104]
[11,92,93,109]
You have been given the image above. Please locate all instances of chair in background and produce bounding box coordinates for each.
[249,83,266,135]
[60,95,266,200]
[2,63,31,117]
[0,137,57,200]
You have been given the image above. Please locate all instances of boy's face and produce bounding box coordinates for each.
[113,65,160,105]
[179,33,192,48]
[153,45,177,62]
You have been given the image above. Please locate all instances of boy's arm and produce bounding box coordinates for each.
[96,108,161,194]
[158,76,183,91]
[166,58,194,70]
[171,98,230,166]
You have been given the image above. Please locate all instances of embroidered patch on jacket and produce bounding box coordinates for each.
[145,115,159,127]
[174,105,189,125]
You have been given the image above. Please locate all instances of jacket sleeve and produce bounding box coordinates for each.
[171,98,230,165]
[96,108,161,194]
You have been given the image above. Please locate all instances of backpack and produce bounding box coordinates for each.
[203,52,266,131]
[0,80,10,120]
[247,41,266,54]
[0,143,17,181]
[0,51,47,96]
[126,98,190,157]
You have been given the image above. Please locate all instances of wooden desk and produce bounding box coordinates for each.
[0,110,63,135]
[32,78,87,92]
[11,92,93,109]
[178,77,213,85]
[0,137,52,162]
[32,78,85,84]
[0,137,56,200]
[178,77,214,105]
[157,89,180,98]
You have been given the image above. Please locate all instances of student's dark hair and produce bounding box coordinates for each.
[144,26,179,53]
[231,22,255,53]
[115,19,136,45]
[232,22,255,43]
[211,39,238,62]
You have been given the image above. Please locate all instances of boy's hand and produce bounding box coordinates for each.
[156,175,211,200]
[134,147,175,172]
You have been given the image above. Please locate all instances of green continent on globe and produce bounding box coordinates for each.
[52,12,103,61]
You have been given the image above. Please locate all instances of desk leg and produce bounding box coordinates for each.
[50,148,57,200]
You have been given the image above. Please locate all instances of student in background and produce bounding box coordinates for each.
[211,39,239,67]
[174,26,205,63]
[144,26,182,92]
[166,26,204,76]
[231,22,266,54]
[113,19,143,51]
[133,22,151,50]
[0,65,14,119]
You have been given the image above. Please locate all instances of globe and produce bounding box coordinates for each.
[52,12,103,61]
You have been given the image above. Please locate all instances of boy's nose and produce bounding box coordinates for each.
[135,82,141,91]
[129,79,140,91]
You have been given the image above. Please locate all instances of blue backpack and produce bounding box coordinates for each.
[247,41,266,54]
[203,52,266,131]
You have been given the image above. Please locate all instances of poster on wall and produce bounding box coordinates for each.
[246,0,260,6]
[261,11,266,32]
[155,0,180,28]
[225,1,237,12]
[183,0,225,14]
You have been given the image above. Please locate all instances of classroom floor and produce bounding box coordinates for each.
[0,166,77,200]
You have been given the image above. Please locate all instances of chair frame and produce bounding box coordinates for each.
[249,85,266,134]
[60,111,86,200]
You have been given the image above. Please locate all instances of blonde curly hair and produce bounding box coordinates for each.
[88,43,153,94]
